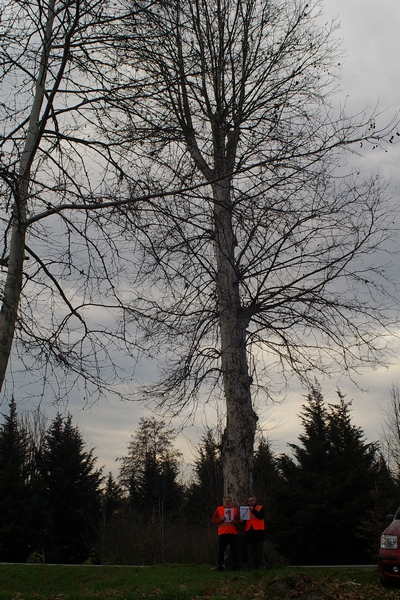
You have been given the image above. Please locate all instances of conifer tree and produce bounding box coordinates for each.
[102,472,124,522]
[36,413,102,563]
[252,438,281,510]
[186,429,223,523]
[118,417,183,515]
[269,385,386,564]
[0,399,37,561]
[268,385,332,563]
[324,391,379,562]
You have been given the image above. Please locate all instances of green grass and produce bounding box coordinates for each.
[0,563,396,600]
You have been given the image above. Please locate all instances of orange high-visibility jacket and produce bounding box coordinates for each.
[212,506,239,535]
[244,505,265,532]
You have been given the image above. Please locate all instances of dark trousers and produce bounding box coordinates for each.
[217,533,239,569]
[246,539,264,568]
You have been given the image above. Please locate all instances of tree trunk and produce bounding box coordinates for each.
[213,180,258,504]
[0,191,27,391]
[0,0,55,391]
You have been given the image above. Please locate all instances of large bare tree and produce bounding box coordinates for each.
[110,0,398,501]
[0,0,158,397]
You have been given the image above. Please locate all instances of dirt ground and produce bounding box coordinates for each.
[258,572,398,600]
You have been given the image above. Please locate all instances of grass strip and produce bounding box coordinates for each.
[0,563,395,600]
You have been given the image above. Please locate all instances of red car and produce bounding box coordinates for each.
[378,509,400,586]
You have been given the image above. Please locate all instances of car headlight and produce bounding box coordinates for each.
[381,535,398,549]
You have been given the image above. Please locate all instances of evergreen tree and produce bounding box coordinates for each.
[186,429,223,523]
[118,417,183,515]
[252,438,281,511]
[37,413,103,563]
[102,472,124,521]
[0,399,37,561]
[268,385,332,563]
[324,391,380,562]
[269,385,387,565]
[249,438,281,552]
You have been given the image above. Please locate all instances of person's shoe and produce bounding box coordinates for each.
[217,566,224,571]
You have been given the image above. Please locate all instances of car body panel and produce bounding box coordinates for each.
[378,508,400,585]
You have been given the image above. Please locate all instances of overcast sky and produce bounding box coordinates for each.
[1,0,400,480]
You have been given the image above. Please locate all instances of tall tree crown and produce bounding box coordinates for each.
[110,0,397,406]
[270,386,386,564]
[0,399,35,561]
[104,0,399,500]
[118,417,182,511]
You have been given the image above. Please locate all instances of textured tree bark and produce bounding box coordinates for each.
[0,198,26,391]
[0,0,55,391]
[213,179,258,503]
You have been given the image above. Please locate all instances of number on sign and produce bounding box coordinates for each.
[224,508,234,522]
[240,506,250,520]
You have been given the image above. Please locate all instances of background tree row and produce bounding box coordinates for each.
[1,388,399,565]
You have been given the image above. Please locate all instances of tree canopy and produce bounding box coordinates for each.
[0,399,38,561]
[101,0,398,499]
[118,417,183,515]
[36,412,103,563]
[268,385,393,564]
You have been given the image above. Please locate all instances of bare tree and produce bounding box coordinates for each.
[380,384,400,479]
[110,0,399,501]
[0,0,160,397]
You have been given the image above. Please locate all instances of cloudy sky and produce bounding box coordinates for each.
[1,0,400,479]
[260,0,400,455]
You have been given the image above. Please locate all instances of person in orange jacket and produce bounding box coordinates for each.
[244,495,265,569]
[211,495,240,571]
